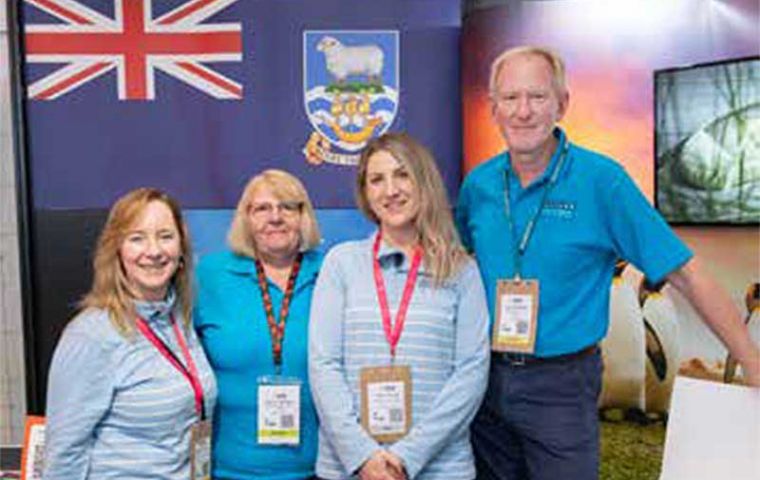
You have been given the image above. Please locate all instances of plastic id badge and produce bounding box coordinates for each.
[190,420,211,480]
[492,278,539,353]
[257,376,301,446]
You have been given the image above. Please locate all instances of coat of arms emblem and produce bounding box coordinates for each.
[303,31,399,165]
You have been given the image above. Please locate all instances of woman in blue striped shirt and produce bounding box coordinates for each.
[309,133,490,480]
[44,188,217,480]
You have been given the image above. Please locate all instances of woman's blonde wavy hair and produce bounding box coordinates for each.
[356,132,468,284]
[80,188,193,337]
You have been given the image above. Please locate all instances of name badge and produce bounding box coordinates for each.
[257,376,301,446]
[189,420,212,480]
[360,365,412,443]
[492,278,539,353]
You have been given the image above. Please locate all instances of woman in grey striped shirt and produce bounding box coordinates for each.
[43,188,217,480]
[309,133,490,480]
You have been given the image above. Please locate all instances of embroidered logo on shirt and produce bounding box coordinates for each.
[543,200,577,219]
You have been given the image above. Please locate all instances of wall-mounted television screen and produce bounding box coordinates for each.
[654,56,759,225]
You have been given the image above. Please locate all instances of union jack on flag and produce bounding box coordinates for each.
[24,0,243,100]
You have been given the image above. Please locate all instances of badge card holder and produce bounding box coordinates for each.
[360,365,412,443]
[492,278,539,353]
[257,375,302,447]
[189,420,211,480]
[494,138,566,355]
[360,233,421,443]
[134,315,210,480]
[253,254,303,447]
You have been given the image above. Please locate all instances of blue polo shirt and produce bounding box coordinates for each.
[456,129,692,357]
[194,249,322,480]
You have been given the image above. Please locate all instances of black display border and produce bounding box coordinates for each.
[6,0,40,413]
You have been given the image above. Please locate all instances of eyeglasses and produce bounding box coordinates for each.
[249,201,303,218]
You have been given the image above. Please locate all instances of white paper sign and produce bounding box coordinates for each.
[497,293,533,339]
[257,384,301,446]
[660,376,760,480]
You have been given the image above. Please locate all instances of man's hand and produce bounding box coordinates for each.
[359,450,407,480]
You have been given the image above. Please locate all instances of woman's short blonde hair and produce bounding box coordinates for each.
[80,188,193,336]
[228,169,321,258]
[357,133,468,284]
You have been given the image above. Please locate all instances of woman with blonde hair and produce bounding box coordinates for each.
[309,133,490,480]
[44,187,217,479]
[195,169,323,479]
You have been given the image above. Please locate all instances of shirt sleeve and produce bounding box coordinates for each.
[43,317,115,480]
[308,248,380,474]
[388,261,491,478]
[603,168,693,283]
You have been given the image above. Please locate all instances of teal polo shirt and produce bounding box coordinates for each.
[194,249,323,479]
[456,129,692,357]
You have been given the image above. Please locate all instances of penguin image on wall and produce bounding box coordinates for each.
[640,277,680,417]
[599,260,646,413]
[723,282,760,384]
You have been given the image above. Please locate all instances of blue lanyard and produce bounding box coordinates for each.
[503,139,570,278]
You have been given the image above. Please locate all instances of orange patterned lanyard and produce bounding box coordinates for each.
[254,253,303,372]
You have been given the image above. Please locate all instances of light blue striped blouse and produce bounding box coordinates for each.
[43,292,217,480]
[309,233,490,480]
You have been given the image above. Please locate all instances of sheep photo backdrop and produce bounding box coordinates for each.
[655,57,760,225]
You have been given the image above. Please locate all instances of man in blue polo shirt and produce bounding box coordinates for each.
[456,45,760,480]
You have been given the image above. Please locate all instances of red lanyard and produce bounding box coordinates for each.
[254,253,303,371]
[372,232,423,359]
[135,315,205,420]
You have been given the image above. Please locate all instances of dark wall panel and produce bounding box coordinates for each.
[28,210,107,412]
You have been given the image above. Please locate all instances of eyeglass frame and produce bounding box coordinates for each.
[248,200,303,218]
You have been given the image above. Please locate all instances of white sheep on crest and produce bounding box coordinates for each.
[317,36,384,84]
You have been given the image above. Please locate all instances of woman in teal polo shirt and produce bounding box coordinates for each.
[195,169,322,479]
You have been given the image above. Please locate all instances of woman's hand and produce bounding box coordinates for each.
[359,450,407,480]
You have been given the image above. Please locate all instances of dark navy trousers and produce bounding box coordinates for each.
[472,349,603,480]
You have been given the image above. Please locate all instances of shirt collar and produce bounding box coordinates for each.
[225,249,321,286]
[134,287,177,323]
[370,230,427,273]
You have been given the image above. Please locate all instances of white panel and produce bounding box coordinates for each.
[0,12,26,444]
[0,0,6,34]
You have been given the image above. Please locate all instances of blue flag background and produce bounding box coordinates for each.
[23,0,462,209]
